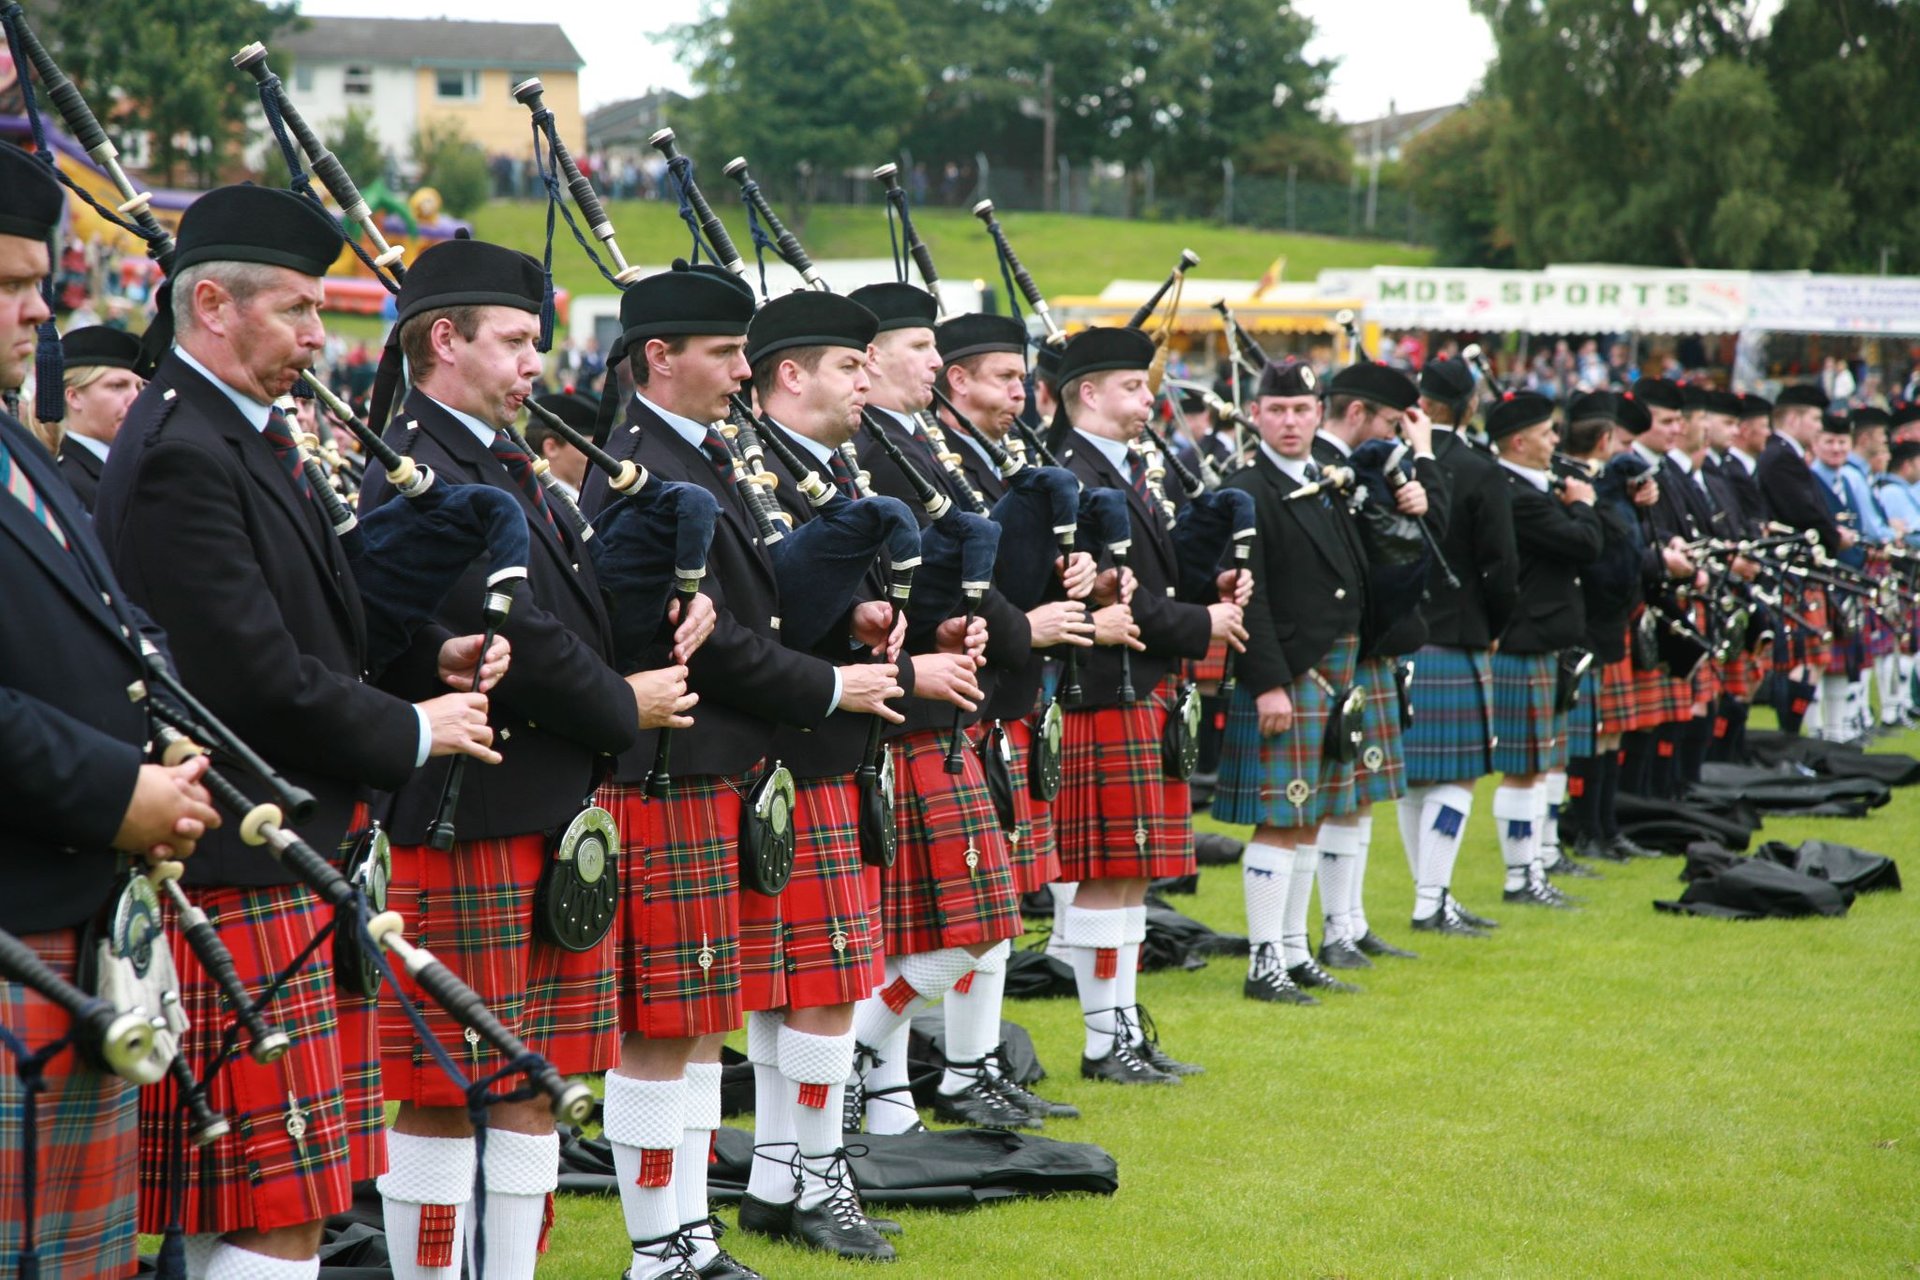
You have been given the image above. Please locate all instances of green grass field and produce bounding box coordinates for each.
[537,741,1917,1279]
[464,200,1431,302]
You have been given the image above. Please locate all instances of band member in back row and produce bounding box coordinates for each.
[935,311,1095,1121]
[577,265,902,1275]
[1757,385,1850,737]
[0,140,220,1279]
[1486,393,1602,908]
[95,188,503,1280]
[842,281,1035,1127]
[358,239,699,1280]
[51,324,144,511]
[1053,327,1246,1076]
[1394,358,1516,937]
[1308,359,1438,973]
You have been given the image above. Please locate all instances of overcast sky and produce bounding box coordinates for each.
[297,0,1496,122]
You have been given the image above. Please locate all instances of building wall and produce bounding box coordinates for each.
[415,68,582,161]
[280,60,420,169]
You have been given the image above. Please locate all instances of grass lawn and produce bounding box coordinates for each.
[465,200,1431,302]
[537,732,1917,1279]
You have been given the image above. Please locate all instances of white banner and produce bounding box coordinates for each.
[1745,274,1920,336]
[1360,267,1751,334]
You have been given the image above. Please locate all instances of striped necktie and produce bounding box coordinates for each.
[1125,448,1152,504]
[260,408,312,499]
[0,437,69,550]
[488,431,557,532]
[827,447,858,497]
[699,426,741,490]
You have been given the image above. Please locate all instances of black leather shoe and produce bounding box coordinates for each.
[697,1249,766,1280]
[1135,1038,1204,1077]
[1081,1040,1178,1085]
[1289,958,1362,993]
[1610,834,1663,859]
[1244,945,1319,1004]
[1578,835,1631,864]
[1354,929,1418,959]
[788,1153,896,1261]
[1546,851,1602,879]
[990,1070,1081,1119]
[1503,875,1578,909]
[1450,896,1501,929]
[625,1229,702,1280]
[1316,937,1373,970]
[1411,908,1488,938]
[735,1194,791,1239]
[930,1077,1042,1129]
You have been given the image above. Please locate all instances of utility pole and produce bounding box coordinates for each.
[1041,61,1057,212]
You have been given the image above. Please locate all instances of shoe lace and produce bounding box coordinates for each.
[944,1056,1026,1119]
[816,1148,871,1230]
[986,1044,1041,1105]
[632,1227,698,1278]
[1249,941,1287,982]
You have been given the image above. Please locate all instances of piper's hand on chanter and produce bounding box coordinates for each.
[1395,479,1430,517]
[668,593,717,664]
[1732,554,1761,582]
[1208,601,1249,652]
[1631,478,1659,508]
[935,615,989,665]
[851,600,907,660]
[116,756,220,860]
[1028,599,1094,648]
[1216,568,1253,607]
[420,691,501,762]
[438,634,510,692]
[840,662,906,722]
[909,653,982,712]
[1256,686,1293,736]
[1058,551,1097,600]
[1092,603,1146,651]
[1662,538,1694,579]
[628,664,697,730]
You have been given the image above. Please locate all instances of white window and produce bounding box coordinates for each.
[292,64,313,93]
[435,69,480,101]
[343,65,372,97]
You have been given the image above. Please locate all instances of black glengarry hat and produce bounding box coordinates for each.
[848,282,938,333]
[1056,326,1155,383]
[1417,357,1474,408]
[1630,378,1685,411]
[396,237,545,324]
[61,325,143,372]
[174,185,344,277]
[1329,361,1418,412]
[746,291,878,367]
[1255,357,1318,399]
[1774,384,1827,410]
[1485,391,1555,442]
[0,141,64,242]
[937,313,1027,363]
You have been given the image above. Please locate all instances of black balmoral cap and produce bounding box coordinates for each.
[1774,384,1827,410]
[173,185,343,276]
[847,281,938,333]
[1255,357,1319,399]
[937,312,1027,363]
[1056,326,1154,383]
[1566,390,1618,425]
[396,236,544,325]
[1630,378,1685,411]
[0,142,63,242]
[1329,361,1418,412]
[1418,357,1474,405]
[619,259,756,343]
[746,290,879,367]
[1705,390,1745,418]
[1485,390,1555,441]
[60,325,143,372]
[1617,394,1651,435]
[533,390,600,435]
[1740,394,1773,419]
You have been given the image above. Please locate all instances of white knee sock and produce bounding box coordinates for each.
[466,1128,557,1280]
[1494,782,1539,891]
[862,1019,918,1136]
[1541,771,1568,862]
[679,1061,723,1268]
[1351,812,1374,939]
[204,1243,319,1280]
[1414,784,1473,918]
[1821,675,1850,738]
[1061,904,1128,1059]
[745,1010,794,1204]
[604,1072,688,1277]
[778,1026,856,1211]
[379,1131,475,1280]
[1045,881,1078,959]
[1242,841,1292,971]
[1116,905,1147,1045]
[1281,842,1318,966]
[1315,821,1362,944]
[1396,787,1429,882]
[850,948,974,1059]
[941,941,1008,1092]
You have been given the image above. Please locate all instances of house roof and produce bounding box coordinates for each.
[276,16,584,69]
[1345,103,1460,156]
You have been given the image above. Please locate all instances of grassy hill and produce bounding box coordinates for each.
[466,199,1431,299]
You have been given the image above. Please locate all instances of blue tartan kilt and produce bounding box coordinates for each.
[1566,664,1604,759]
[1491,650,1566,775]
[1353,655,1407,806]
[1215,634,1361,830]
[1401,644,1494,786]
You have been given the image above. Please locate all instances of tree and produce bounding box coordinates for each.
[36,0,298,187]
[1402,99,1514,266]
[674,0,925,217]
[326,108,387,192]
[412,119,489,218]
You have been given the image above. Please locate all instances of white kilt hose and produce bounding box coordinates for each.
[1215,633,1363,830]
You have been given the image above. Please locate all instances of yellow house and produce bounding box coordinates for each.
[275,16,585,175]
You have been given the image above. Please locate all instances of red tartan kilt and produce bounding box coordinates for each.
[1190,637,1231,685]
[881,729,1023,956]
[381,832,617,1107]
[1002,717,1061,893]
[602,777,744,1041]
[1,928,138,1277]
[1055,680,1195,882]
[139,882,373,1234]
[762,778,881,1010]
[1790,589,1834,673]
[1604,633,1690,733]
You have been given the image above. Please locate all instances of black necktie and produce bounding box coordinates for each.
[489,430,557,532]
[260,408,312,500]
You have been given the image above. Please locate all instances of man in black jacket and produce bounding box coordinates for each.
[1051,327,1244,1068]
[579,265,902,1273]
[1758,384,1852,737]
[1394,358,1516,937]
[1307,360,1436,970]
[357,240,700,1280]
[96,187,505,1280]
[51,325,143,511]
[0,139,220,1280]
[1487,393,1603,908]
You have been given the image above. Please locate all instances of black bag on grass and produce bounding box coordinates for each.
[1744,731,1920,787]
[1655,855,1851,919]
[1005,947,1078,999]
[1753,840,1902,894]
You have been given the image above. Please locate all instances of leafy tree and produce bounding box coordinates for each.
[674,0,924,217]
[892,0,1049,168]
[412,119,488,217]
[35,0,298,187]
[1401,98,1514,266]
[325,107,387,192]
